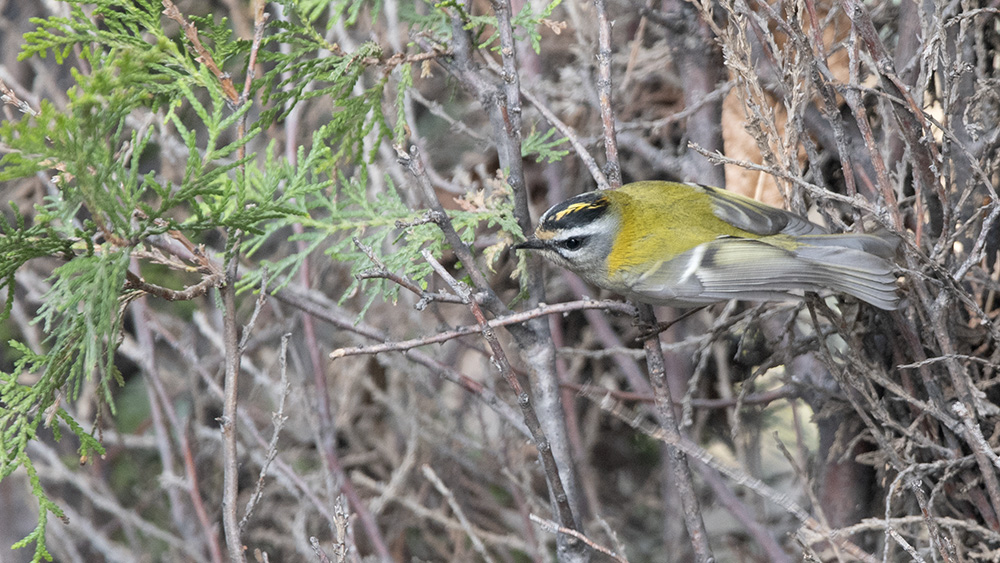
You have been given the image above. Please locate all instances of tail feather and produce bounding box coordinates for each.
[791,243,900,310]
[796,232,900,259]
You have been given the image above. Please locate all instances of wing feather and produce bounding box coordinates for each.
[699,184,828,237]
[627,238,899,309]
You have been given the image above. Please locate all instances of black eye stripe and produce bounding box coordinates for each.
[559,236,585,250]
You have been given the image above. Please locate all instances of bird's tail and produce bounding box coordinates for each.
[793,233,901,310]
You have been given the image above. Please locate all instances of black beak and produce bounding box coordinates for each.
[512,239,547,251]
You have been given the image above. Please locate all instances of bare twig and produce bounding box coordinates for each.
[0,77,38,116]
[125,270,224,302]
[490,0,531,232]
[517,84,610,189]
[529,513,629,563]
[420,249,580,533]
[352,472,533,552]
[128,290,224,563]
[329,298,636,358]
[220,246,245,563]
[27,440,208,560]
[273,286,529,435]
[841,0,942,232]
[239,334,292,531]
[637,304,713,562]
[218,3,270,560]
[593,0,621,187]
[352,236,464,306]
[579,385,881,562]
[563,381,797,409]
[417,9,589,550]
[309,537,332,563]
[693,462,792,563]
[422,465,496,563]
[396,144,507,313]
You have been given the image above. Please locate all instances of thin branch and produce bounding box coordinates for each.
[239,333,292,531]
[579,385,881,562]
[220,246,244,563]
[636,304,713,562]
[422,465,496,563]
[128,292,224,563]
[218,3,270,560]
[125,270,224,302]
[161,0,241,104]
[273,285,530,436]
[693,462,792,563]
[529,513,629,563]
[395,144,507,314]
[352,236,464,306]
[517,84,609,189]
[490,0,531,234]
[0,76,38,116]
[329,298,636,359]
[563,381,797,409]
[352,472,533,552]
[420,249,580,532]
[841,0,943,231]
[593,0,621,187]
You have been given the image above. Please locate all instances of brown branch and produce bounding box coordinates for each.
[240,1,270,103]
[0,77,38,116]
[563,381,797,409]
[309,537,333,563]
[220,246,244,563]
[840,11,903,233]
[352,236,464,306]
[805,304,958,563]
[841,0,943,231]
[153,312,342,532]
[743,0,870,211]
[125,270,224,302]
[416,13,586,542]
[395,144,507,314]
[952,402,1000,518]
[217,3,270,560]
[161,0,240,104]
[421,249,580,533]
[329,298,636,359]
[422,465,496,563]
[637,304,713,561]
[655,0,726,186]
[529,513,628,563]
[129,292,224,563]
[516,82,609,189]
[488,0,530,237]
[694,462,793,563]
[579,385,881,561]
[295,203,392,557]
[355,267,465,306]
[273,286,529,435]
[303,283,391,555]
[331,42,451,72]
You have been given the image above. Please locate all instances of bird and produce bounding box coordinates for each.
[513,181,901,310]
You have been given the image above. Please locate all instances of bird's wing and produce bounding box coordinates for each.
[700,184,828,237]
[627,238,899,308]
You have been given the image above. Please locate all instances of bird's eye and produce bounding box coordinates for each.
[562,237,584,251]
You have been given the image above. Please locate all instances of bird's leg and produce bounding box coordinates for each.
[633,306,707,342]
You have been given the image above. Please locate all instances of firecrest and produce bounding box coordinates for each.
[513,181,900,310]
